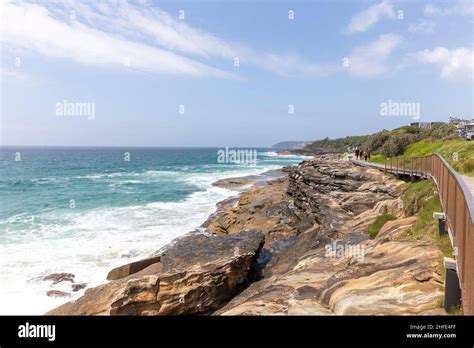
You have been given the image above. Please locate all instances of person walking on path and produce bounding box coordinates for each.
[363,151,368,161]
[355,147,360,160]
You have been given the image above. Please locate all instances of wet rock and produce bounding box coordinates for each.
[71,283,87,292]
[43,273,75,284]
[204,176,302,252]
[47,290,71,298]
[212,178,251,189]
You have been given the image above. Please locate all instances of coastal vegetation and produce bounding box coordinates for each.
[367,214,397,239]
[300,135,369,154]
[301,123,456,155]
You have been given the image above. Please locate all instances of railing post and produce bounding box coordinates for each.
[444,258,462,313]
[434,212,447,235]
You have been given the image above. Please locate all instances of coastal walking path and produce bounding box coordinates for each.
[350,158,384,170]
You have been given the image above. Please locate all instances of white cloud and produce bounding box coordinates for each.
[416,47,474,80]
[55,0,236,59]
[347,33,402,77]
[0,1,235,78]
[424,1,474,17]
[70,0,331,77]
[0,0,329,78]
[346,0,395,34]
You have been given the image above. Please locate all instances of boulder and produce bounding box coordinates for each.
[47,290,71,298]
[47,230,264,315]
[43,273,75,284]
[71,283,87,292]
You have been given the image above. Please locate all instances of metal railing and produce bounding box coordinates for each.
[384,154,474,315]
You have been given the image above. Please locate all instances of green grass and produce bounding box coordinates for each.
[367,214,397,239]
[436,297,463,315]
[369,154,384,164]
[401,179,436,216]
[449,305,464,316]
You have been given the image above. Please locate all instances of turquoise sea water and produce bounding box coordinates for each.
[0,147,308,314]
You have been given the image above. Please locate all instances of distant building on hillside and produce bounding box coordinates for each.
[449,117,474,140]
[409,121,444,130]
[410,122,432,129]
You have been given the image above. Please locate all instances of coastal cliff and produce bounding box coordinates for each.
[48,155,445,315]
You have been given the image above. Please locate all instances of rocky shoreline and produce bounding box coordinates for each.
[48,155,445,315]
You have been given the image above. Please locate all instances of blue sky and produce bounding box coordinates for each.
[1,0,473,147]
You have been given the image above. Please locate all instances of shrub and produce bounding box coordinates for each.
[362,131,389,153]
[381,133,411,157]
[401,180,435,216]
[405,126,421,134]
[460,157,474,174]
[423,123,457,140]
[367,214,397,239]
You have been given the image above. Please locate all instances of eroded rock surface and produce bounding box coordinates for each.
[215,156,445,315]
[204,175,310,255]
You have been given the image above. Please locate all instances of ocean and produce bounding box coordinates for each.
[0,147,307,314]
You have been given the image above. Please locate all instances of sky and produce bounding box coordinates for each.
[0,0,473,147]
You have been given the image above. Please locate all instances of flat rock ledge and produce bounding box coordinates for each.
[47,230,264,315]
